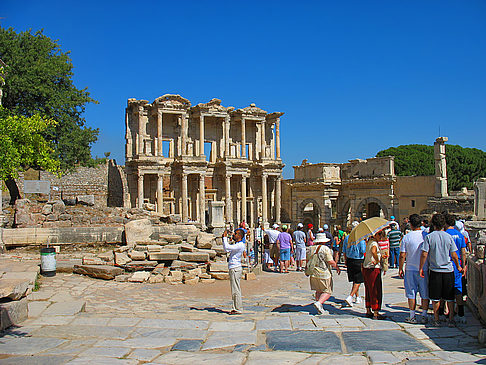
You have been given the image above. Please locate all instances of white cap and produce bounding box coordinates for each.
[297,223,303,228]
[272,223,279,229]
[314,233,331,244]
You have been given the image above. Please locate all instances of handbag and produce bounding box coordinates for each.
[305,245,321,276]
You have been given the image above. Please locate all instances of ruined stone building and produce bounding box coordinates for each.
[281,137,473,229]
[124,94,284,228]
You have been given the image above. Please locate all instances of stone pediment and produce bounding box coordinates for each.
[191,98,234,114]
[153,94,191,110]
[233,103,268,118]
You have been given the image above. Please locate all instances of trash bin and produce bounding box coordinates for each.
[40,247,56,277]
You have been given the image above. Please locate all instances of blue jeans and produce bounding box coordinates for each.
[389,246,400,268]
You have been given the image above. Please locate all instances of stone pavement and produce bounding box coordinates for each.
[0,264,485,364]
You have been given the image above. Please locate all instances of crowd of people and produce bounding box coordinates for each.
[221,212,471,326]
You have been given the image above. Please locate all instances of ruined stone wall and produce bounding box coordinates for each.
[395,176,435,219]
[341,157,394,179]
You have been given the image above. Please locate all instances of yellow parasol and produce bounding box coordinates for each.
[347,217,391,245]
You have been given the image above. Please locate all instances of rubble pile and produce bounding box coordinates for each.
[72,219,253,285]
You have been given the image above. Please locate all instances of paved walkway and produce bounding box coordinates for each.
[0,263,485,364]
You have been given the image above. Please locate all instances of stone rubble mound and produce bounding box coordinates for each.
[73,219,251,285]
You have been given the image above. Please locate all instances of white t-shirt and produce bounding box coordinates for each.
[265,229,280,244]
[222,237,246,270]
[400,230,424,271]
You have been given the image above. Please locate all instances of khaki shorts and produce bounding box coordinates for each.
[310,276,333,294]
[270,243,280,258]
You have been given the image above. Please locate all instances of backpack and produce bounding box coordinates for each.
[305,245,321,276]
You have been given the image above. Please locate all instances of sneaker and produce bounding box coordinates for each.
[447,319,456,327]
[313,301,325,314]
[345,296,353,307]
[405,316,418,324]
[431,319,441,327]
[355,296,362,304]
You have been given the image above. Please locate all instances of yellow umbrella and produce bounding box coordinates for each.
[347,217,391,245]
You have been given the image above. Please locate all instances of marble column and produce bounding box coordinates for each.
[225,175,232,222]
[181,173,188,221]
[225,116,230,157]
[199,115,205,157]
[157,109,163,156]
[260,121,266,159]
[199,174,206,226]
[262,174,268,224]
[241,118,246,158]
[275,176,281,223]
[138,107,144,155]
[241,175,247,223]
[137,173,144,209]
[276,118,281,159]
[157,174,164,213]
[181,114,188,156]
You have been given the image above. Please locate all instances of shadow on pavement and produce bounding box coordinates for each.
[188,306,230,314]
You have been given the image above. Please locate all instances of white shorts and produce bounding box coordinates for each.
[264,249,274,264]
[295,246,306,261]
[404,269,429,300]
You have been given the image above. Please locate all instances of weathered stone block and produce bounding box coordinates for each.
[58,213,71,221]
[201,278,215,284]
[149,274,165,284]
[199,249,217,259]
[82,256,104,265]
[180,243,197,252]
[129,250,146,260]
[209,262,229,273]
[147,245,163,252]
[179,252,210,262]
[51,200,66,214]
[170,260,199,270]
[153,264,170,276]
[129,271,150,282]
[0,279,30,300]
[115,274,130,282]
[115,252,131,265]
[41,204,52,215]
[0,297,28,331]
[125,218,153,246]
[184,277,199,285]
[165,275,182,285]
[98,251,114,262]
[196,232,215,249]
[210,272,229,280]
[213,246,226,255]
[76,195,95,206]
[14,199,33,228]
[125,260,158,269]
[245,272,257,280]
[149,249,179,261]
[183,271,197,281]
[169,270,183,281]
[73,265,123,280]
[159,234,183,244]
[199,272,211,279]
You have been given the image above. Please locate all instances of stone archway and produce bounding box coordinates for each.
[356,197,388,220]
[298,198,322,229]
[339,199,352,227]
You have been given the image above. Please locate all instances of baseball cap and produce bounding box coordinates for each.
[272,223,279,229]
[297,223,303,228]
[323,224,329,230]
[282,224,288,230]
[391,216,395,220]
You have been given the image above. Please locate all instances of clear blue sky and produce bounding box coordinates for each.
[3,0,486,178]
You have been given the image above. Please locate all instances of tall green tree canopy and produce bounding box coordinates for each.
[0,107,60,180]
[376,144,486,191]
[0,27,99,170]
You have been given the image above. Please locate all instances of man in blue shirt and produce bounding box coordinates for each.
[342,234,366,307]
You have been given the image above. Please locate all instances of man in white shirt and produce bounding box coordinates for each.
[265,224,281,270]
[399,214,429,324]
[222,228,246,315]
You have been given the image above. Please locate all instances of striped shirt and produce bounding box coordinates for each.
[387,229,402,247]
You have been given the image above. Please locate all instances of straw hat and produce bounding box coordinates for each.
[314,233,330,244]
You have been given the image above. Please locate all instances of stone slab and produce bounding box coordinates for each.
[0,297,28,331]
[170,339,203,352]
[245,351,311,364]
[266,330,342,353]
[0,337,67,355]
[42,300,86,316]
[149,250,179,261]
[0,278,30,300]
[2,271,38,285]
[131,327,207,340]
[208,321,255,331]
[256,317,292,331]
[31,325,134,339]
[178,252,210,262]
[96,337,177,348]
[79,346,130,358]
[66,357,138,365]
[152,351,246,364]
[137,318,209,329]
[128,348,161,362]
[342,330,429,352]
[0,355,73,365]
[202,330,257,350]
[28,300,50,317]
[209,262,229,273]
[73,265,123,280]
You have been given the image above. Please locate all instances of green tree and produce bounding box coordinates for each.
[0,27,99,170]
[0,107,60,180]
[377,144,486,191]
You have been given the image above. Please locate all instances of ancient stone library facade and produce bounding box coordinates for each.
[125,94,284,228]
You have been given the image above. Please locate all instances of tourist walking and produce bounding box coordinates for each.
[376,229,389,274]
[265,224,281,270]
[277,225,293,273]
[445,213,467,323]
[342,234,366,307]
[387,223,402,269]
[399,214,429,324]
[363,232,386,319]
[293,223,307,271]
[307,224,315,246]
[306,233,341,314]
[222,228,246,315]
[419,213,462,327]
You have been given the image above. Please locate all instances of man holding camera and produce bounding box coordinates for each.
[222,228,246,315]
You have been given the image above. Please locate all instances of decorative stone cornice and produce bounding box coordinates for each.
[232,103,268,118]
[190,98,234,114]
[153,94,191,110]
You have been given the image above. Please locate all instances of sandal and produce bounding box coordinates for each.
[373,314,387,320]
